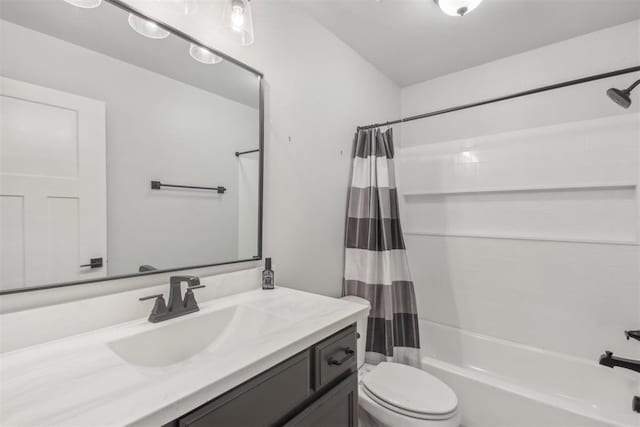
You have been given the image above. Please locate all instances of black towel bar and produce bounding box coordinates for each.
[151,180,226,194]
[235,149,260,157]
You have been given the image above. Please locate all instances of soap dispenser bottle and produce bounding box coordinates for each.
[262,258,274,290]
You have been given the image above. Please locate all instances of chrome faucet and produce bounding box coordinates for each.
[139,275,206,323]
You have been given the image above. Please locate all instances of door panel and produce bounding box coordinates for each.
[0,77,106,288]
[46,197,79,283]
[0,95,79,177]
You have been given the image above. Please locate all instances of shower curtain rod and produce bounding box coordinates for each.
[357,65,640,131]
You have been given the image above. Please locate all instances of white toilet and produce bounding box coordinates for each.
[342,296,461,427]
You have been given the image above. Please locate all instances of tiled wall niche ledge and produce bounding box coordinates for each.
[397,114,639,196]
[401,184,637,244]
[401,183,636,197]
[403,231,638,246]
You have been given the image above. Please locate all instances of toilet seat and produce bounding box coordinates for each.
[361,387,457,421]
[360,362,458,421]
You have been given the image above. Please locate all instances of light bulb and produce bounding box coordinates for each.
[189,43,223,65]
[435,0,483,16]
[231,5,245,32]
[63,0,102,8]
[184,0,198,15]
[128,14,170,39]
[223,0,255,46]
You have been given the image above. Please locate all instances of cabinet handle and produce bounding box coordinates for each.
[328,348,354,366]
[80,257,103,269]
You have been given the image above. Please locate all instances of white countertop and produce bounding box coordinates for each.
[0,287,367,427]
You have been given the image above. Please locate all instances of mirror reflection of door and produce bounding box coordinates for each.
[0,77,107,289]
[0,0,262,292]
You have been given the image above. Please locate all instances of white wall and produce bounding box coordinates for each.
[0,0,399,311]
[398,20,640,361]
[1,20,259,277]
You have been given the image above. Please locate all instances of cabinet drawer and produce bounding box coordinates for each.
[179,351,311,427]
[284,371,358,427]
[313,325,357,390]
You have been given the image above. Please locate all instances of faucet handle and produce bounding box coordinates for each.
[183,285,205,310]
[139,294,164,301]
[139,294,168,323]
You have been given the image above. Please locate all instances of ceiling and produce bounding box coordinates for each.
[295,0,640,86]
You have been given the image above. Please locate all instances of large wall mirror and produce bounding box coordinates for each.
[0,0,263,293]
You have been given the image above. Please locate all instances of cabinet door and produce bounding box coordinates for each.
[179,351,311,427]
[284,372,357,427]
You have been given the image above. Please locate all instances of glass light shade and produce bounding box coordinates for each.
[128,13,170,39]
[183,0,198,15]
[436,0,483,16]
[189,43,223,65]
[63,0,102,8]
[222,0,255,46]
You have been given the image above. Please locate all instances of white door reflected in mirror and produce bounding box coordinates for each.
[0,77,107,289]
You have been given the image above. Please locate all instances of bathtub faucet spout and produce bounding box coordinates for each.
[599,351,640,374]
[625,329,640,342]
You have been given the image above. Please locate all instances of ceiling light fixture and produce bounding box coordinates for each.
[434,0,483,17]
[189,43,223,64]
[223,0,255,46]
[128,13,170,39]
[62,0,102,8]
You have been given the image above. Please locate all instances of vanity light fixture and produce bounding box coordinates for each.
[189,43,223,64]
[434,0,483,16]
[183,0,199,15]
[128,13,170,39]
[62,0,102,8]
[223,0,255,46]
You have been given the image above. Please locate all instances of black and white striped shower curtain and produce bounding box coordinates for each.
[343,128,421,367]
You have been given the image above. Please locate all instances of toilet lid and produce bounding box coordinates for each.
[361,362,458,417]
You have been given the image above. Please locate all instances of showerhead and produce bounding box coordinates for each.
[607,88,631,109]
[607,79,640,109]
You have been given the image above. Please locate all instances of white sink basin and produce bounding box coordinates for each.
[108,305,283,367]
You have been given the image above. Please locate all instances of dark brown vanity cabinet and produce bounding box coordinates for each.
[165,324,358,427]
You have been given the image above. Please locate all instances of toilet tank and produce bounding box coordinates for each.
[341,295,370,369]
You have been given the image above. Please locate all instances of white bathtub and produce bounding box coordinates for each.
[418,320,639,427]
